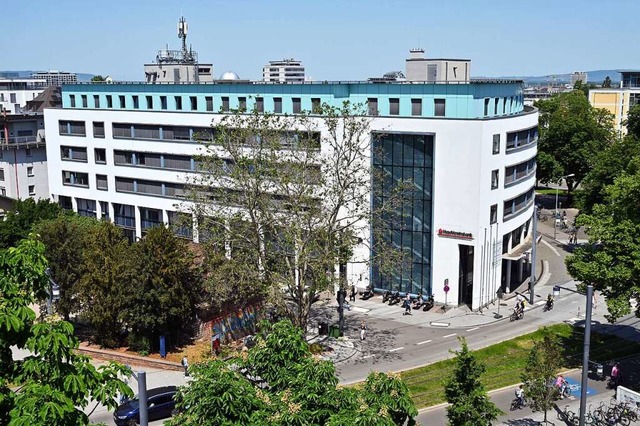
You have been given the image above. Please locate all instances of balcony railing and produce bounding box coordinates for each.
[0,135,41,144]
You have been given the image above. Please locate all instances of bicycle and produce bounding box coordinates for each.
[557,404,579,425]
[510,308,524,322]
[510,396,526,411]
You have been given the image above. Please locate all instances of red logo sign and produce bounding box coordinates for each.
[437,228,473,240]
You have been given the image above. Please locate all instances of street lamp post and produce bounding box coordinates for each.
[554,174,575,240]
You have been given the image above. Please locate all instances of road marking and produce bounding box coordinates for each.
[388,347,404,352]
[416,339,432,345]
[362,354,375,359]
[466,327,479,332]
[542,239,560,257]
[443,333,457,338]
[350,306,369,313]
[535,300,546,306]
[430,321,450,327]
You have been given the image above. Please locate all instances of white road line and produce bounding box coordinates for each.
[388,347,404,353]
[416,340,432,345]
[466,327,479,332]
[542,239,560,257]
[362,354,375,359]
[443,333,457,338]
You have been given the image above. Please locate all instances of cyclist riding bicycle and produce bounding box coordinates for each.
[555,374,568,399]
[514,385,525,407]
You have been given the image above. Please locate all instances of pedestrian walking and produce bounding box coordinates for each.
[181,356,189,377]
[403,294,412,315]
[592,293,598,310]
[349,284,357,302]
[360,321,366,341]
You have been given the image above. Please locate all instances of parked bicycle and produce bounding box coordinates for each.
[557,404,579,425]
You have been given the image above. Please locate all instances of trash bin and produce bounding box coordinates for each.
[553,285,560,297]
[329,324,340,338]
[318,322,329,336]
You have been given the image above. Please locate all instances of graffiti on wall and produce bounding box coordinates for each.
[208,305,261,344]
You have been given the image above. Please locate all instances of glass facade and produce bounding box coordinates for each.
[372,133,434,294]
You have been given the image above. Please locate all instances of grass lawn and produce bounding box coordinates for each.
[400,323,640,409]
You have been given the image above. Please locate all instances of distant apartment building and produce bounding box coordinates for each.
[262,59,305,82]
[0,78,47,114]
[31,70,78,86]
[590,70,640,134]
[570,71,588,86]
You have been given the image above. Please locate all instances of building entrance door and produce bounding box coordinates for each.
[458,245,474,307]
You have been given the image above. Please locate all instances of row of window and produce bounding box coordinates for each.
[504,157,536,186]
[506,126,538,152]
[62,171,108,190]
[503,187,535,220]
[115,177,186,199]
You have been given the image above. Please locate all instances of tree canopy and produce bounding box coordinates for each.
[624,103,640,140]
[535,90,615,201]
[0,236,131,425]
[167,319,417,426]
[0,198,63,249]
[444,337,501,426]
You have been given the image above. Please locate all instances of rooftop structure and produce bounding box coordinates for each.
[262,58,305,83]
[405,48,471,83]
[0,78,48,114]
[589,70,640,134]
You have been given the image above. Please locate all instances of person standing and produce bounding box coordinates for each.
[181,356,189,377]
[349,284,357,302]
[360,321,366,341]
[611,362,620,387]
[403,294,412,315]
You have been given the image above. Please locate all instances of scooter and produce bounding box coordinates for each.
[361,285,374,300]
[388,291,402,305]
[423,294,435,311]
[382,290,391,303]
[412,293,424,309]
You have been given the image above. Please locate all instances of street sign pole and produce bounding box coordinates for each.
[443,279,450,311]
[579,285,593,426]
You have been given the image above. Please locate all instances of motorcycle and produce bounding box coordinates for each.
[388,291,402,305]
[412,293,424,309]
[543,295,554,312]
[361,285,374,300]
[423,294,435,311]
[382,290,391,303]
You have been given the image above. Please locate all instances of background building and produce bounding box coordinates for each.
[0,78,47,114]
[262,59,305,83]
[31,70,78,86]
[590,70,640,134]
[44,49,538,311]
[570,71,588,86]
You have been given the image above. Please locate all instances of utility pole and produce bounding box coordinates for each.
[579,285,593,426]
[129,370,148,426]
[529,205,537,305]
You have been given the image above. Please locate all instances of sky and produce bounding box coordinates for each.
[3,0,639,82]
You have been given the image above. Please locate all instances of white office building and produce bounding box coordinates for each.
[263,59,306,83]
[0,79,47,114]
[31,71,78,86]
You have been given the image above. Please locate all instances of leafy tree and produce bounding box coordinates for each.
[124,226,201,351]
[76,221,132,347]
[567,170,640,321]
[167,320,417,426]
[0,236,132,425]
[444,337,501,426]
[521,330,563,424]
[624,103,640,139]
[536,90,615,202]
[34,215,101,320]
[0,198,63,249]
[602,76,612,88]
[188,101,380,330]
[90,75,105,82]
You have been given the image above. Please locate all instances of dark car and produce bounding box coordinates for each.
[113,386,177,426]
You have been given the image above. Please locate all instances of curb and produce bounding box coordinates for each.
[77,346,183,372]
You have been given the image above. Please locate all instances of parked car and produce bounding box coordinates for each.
[113,386,177,426]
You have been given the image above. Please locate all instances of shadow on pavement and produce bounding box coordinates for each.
[502,419,545,426]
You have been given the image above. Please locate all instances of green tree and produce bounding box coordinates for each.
[0,236,131,426]
[0,198,63,249]
[624,103,640,139]
[90,75,105,82]
[521,330,563,424]
[34,215,101,320]
[167,320,417,426]
[567,170,640,321]
[444,337,501,426]
[602,76,612,88]
[536,90,615,203]
[124,226,201,351]
[76,221,132,347]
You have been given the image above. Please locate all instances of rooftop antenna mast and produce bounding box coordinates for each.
[177,16,191,62]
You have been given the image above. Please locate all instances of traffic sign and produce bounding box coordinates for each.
[444,279,449,293]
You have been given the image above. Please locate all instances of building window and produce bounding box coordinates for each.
[59,120,86,136]
[61,146,88,162]
[205,96,213,112]
[491,170,499,189]
[503,97,507,114]
[0,187,5,196]
[434,99,446,117]
[133,96,139,109]
[292,98,301,114]
[27,166,34,177]
[490,204,498,224]
[25,148,32,157]
[77,198,97,218]
[160,96,167,110]
[10,93,17,103]
[274,97,282,113]
[99,201,109,220]
[119,95,125,108]
[367,98,378,116]
[494,98,499,115]
[256,97,264,113]
[0,169,4,181]
[94,95,100,108]
[389,98,400,115]
[190,96,197,111]
[221,97,229,112]
[411,98,422,116]
[95,148,106,164]
[238,97,247,110]
[311,98,321,114]
[146,96,153,109]
[106,95,113,108]
[484,98,490,116]
[175,96,182,110]
[96,174,108,190]
[62,171,89,187]
[28,185,35,196]
[492,134,500,154]
[81,95,87,108]
[58,196,73,210]
[70,95,76,108]
[91,122,105,138]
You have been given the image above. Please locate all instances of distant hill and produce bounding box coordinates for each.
[0,70,95,82]
[495,69,621,86]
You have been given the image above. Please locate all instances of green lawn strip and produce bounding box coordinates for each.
[536,188,569,196]
[400,323,640,409]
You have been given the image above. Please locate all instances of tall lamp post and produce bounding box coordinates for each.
[554,173,575,240]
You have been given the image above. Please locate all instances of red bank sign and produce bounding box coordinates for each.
[437,228,473,240]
